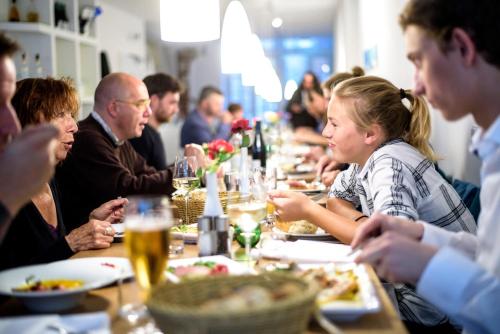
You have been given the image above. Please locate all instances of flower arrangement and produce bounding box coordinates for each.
[201,139,235,174]
[231,118,252,148]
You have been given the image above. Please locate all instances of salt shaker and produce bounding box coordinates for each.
[215,215,230,256]
[198,216,216,256]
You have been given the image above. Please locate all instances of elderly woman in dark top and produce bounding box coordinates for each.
[0,77,127,270]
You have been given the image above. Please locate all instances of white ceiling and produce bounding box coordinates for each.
[100,0,338,42]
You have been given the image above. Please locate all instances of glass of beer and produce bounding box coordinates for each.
[120,196,172,325]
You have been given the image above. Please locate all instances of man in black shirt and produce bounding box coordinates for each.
[129,73,181,170]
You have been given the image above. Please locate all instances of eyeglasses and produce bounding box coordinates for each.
[115,98,151,110]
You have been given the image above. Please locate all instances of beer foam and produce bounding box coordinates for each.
[125,215,173,231]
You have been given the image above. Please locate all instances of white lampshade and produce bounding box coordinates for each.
[221,1,252,74]
[241,34,265,86]
[160,0,220,42]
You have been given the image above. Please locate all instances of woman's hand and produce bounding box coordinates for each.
[89,198,128,223]
[65,219,114,252]
[268,190,314,222]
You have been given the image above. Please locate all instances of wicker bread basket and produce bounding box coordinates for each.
[147,273,318,334]
[173,189,249,224]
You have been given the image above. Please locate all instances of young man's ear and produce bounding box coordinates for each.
[150,94,160,111]
[451,27,477,66]
[364,123,383,146]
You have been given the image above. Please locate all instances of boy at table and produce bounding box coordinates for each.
[353,0,500,333]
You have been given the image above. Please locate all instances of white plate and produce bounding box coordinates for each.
[0,258,123,312]
[272,227,338,242]
[170,223,198,244]
[298,263,381,321]
[167,255,254,277]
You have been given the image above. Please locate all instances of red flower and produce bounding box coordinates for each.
[231,119,252,134]
[203,139,235,171]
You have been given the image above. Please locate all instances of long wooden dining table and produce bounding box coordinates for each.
[0,241,407,334]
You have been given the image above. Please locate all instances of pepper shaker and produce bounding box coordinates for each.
[215,215,230,256]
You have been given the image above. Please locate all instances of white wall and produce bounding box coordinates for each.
[96,2,151,78]
[333,0,480,184]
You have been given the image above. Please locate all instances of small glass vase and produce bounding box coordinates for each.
[239,147,250,195]
[203,171,223,216]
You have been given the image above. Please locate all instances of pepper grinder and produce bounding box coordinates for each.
[214,215,230,257]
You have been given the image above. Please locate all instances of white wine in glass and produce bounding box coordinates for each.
[173,156,199,224]
[172,176,200,191]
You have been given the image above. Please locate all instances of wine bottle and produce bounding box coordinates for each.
[19,53,29,80]
[26,0,39,23]
[8,0,20,22]
[252,120,267,169]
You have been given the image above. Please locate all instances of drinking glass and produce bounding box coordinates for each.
[173,156,200,225]
[121,196,173,328]
[227,169,267,266]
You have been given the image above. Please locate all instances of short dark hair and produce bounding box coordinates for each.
[13,77,79,127]
[0,33,19,58]
[227,103,242,114]
[399,0,500,68]
[143,73,181,98]
[197,85,223,105]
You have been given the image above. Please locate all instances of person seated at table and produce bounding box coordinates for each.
[56,72,188,232]
[269,75,476,330]
[304,67,365,186]
[0,77,127,270]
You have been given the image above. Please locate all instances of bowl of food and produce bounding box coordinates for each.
[0,258,120,312]
[147,273,318,334]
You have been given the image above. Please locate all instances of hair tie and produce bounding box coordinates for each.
[399,88,407,99]
[399,88,412,112]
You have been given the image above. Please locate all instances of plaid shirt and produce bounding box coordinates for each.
[329,138,477,327]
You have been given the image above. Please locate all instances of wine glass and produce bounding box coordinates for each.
[227,169,267,266]
[121,196,172,328]
[173,156,200,225]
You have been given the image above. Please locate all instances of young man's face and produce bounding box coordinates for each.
[404,25,470,121]
[154,91,180,124]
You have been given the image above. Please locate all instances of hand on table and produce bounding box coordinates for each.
[65,219,114,252]
[268,190,314,222]
[90,198,128,223]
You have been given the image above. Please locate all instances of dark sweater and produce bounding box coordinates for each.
[129,124,167,170]
[56,115,175,232]
[0,180,74,270]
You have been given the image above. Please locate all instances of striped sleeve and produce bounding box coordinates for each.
[328,164,361,207]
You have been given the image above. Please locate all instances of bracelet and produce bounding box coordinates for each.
[354,215,368,222]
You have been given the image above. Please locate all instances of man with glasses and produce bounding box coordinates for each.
[129,73,181,170]
[56,72,177,231]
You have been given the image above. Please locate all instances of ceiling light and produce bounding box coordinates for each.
[160,0,220,42]
[221,1,252,74]
[272,17,283,28]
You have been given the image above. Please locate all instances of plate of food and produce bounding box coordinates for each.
[280,180,326,194]
[166,255,253,281]
[297,262,380,321]
[273,220,339,242]
[170,223,198,244]
[0,258,123,312]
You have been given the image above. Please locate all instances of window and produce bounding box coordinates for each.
[221,35,333,120]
